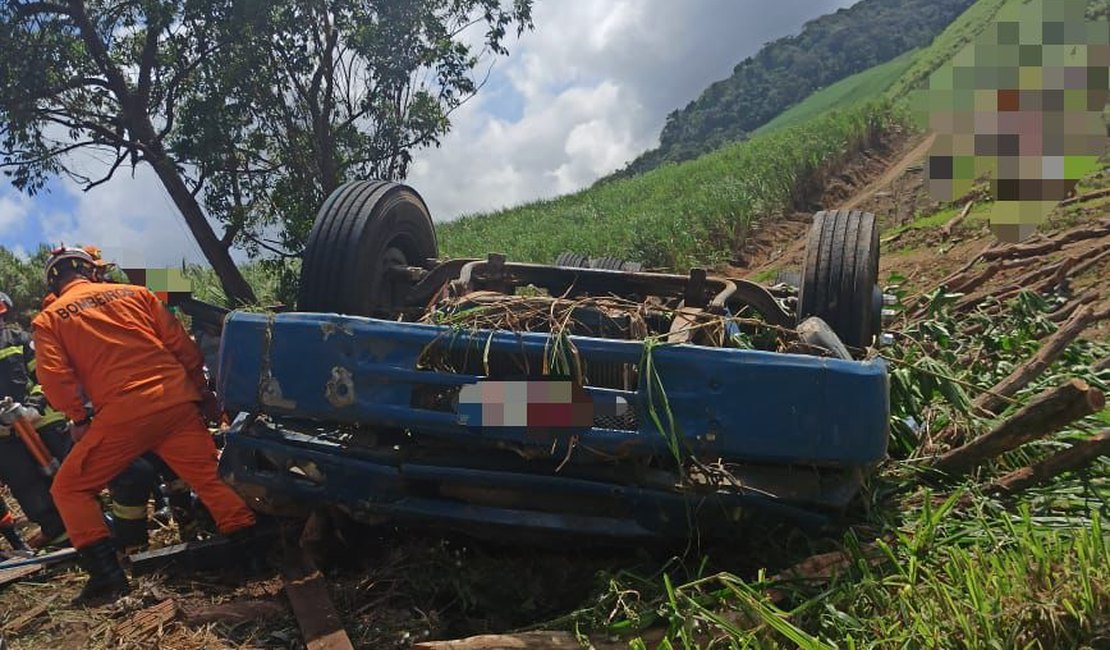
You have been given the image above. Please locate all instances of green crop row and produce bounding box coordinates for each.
[438,101,905,270]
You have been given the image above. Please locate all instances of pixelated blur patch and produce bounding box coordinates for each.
[456,378,623,434]
[911,0,1109,243]
[121,267,193,303]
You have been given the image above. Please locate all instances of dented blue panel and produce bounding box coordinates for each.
[218,312,889,467]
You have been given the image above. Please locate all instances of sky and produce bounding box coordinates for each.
[0,0,856,267]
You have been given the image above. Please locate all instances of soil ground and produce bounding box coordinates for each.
[1,129,1107,649]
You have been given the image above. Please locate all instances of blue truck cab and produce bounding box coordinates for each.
[210,181,891,541]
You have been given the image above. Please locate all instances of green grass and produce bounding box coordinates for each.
[439,101,901,269]
[754,50,919,137]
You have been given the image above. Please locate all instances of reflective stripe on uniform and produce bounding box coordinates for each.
[110,502,148,520]
[36,409,67,429]
[26,357,35,373]
[0,345,21,360]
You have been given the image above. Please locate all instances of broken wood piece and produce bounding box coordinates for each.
[763,542,888,606]
[1048,290,1099,323]
[933,379,1105,476]
[973,306,1108,414]
[0,563,42,588]
[980,223,1110,261]
[181,598,288,626]
[1069,245,1110,278]
[666,306,702,344]
[1059,187,1110,206]
[942,200,974,237]
[113,599,178,641]
[1094,357,1110,373]
[986,430,1109,495]
[945,261,1000,295]
[283,553,354,650]
[2,595,56,635]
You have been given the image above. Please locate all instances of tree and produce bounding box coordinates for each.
[0,1,532,305]
[0,244,50,325]
[0,0,259,303]
[173,0,532,300]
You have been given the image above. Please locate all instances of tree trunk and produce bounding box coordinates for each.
[932,379,1105,476]
[985,430,1109,495]
[972,306,1106,415]
[145,149,258,305]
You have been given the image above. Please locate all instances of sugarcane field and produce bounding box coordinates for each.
[0,1,1107,648]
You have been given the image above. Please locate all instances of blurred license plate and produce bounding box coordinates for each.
[455,379,627,432]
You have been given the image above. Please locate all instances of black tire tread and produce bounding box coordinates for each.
[798,209,879,349]
[298,180,436,315]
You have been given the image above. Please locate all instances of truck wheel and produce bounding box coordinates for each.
[797,209,880,350]
[298,180,437,315]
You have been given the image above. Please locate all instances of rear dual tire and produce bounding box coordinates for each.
[297,180,438,316]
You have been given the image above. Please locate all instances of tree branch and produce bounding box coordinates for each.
[243,233,298,258]
[137,15,164,106]
[0,140,97,166]
[82,148,131,191]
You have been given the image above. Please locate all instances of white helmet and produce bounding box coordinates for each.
[44,246,97,293]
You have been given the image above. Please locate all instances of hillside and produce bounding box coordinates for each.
[752,49,917,136]
[437,0,1022,269]
[604,0,977,180]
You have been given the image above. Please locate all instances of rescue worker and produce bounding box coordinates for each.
[33,247,258,605]
[3,290,159,552]
[57,248,208,545]
[0,291,70,548]
[0,499,30,553]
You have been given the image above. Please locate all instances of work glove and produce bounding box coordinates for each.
[17,406,41,427]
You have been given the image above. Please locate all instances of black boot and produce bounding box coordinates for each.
[0,524,30,553]
[72,539,131,607]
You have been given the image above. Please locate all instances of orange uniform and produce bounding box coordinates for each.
[32,279,254,548]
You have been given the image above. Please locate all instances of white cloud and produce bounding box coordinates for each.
[0,191,30,236]
[45,165,212,267]
[409,0,858,221]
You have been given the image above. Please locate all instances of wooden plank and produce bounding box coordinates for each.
[282,554,354,650]
[3,595,56,635]
[0,564,42,587]
[113,599,178,641]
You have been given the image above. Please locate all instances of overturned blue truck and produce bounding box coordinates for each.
[186,180,891,542]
